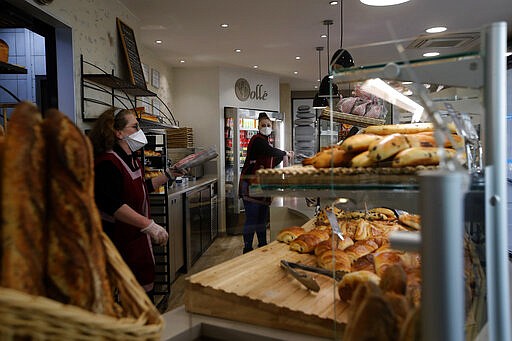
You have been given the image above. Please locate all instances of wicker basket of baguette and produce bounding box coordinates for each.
[0,102,163,340]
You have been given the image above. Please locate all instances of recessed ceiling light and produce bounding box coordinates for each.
[402,81,413,85]
[220,24,229,28]
[423,52,440,57]
[253,65,258,69]
[426,26,447,34]
[317,78,321,82]
[321,34,327,38]
[314,85,318,89]
[179,60,185,63]
[293,71,298,75]
[506,51,512,57]
[423,83,431,88]
[235,49,242,53]
[155,40,163,44]
[360,0,410,6]
[329,1,339,5]
[295,56,301,60]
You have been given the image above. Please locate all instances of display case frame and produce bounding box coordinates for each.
[251,22,509,341]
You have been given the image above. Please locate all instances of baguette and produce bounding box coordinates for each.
[340,134,382,153]
[276,226,305,244]
[392,147,456,167]
[1,102,46,296]
[368,134,410,161]
[312,147,353,168]
[43,109,115,316]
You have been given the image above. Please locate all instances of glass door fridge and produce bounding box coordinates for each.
[224,107,284,234]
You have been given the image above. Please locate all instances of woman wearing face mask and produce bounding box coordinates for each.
[239,112,294,253]
[88,107,179,299]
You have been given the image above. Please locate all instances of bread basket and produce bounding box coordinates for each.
[0,233,163,340]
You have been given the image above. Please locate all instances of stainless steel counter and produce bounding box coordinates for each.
[167,175,217,196]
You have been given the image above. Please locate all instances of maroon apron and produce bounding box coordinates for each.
[95,151,155,290]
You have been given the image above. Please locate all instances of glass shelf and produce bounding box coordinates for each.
[332,51,482,89]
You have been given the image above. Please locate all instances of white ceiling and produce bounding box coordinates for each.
[119,0,512,91]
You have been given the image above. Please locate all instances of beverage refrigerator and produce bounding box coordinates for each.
[224,107,284,234]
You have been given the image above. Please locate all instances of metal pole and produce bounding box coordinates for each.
[483,21,511,341]
[420,170,467,341]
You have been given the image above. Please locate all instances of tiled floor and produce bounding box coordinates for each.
[165,234,245,312]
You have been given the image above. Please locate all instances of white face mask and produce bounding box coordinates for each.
[259,127,272,136]
[124,129,147,151]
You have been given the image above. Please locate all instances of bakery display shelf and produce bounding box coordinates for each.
[320,108,385,127]
[83,73,156,97]
[0,61,27,74]
[252,166,484,197]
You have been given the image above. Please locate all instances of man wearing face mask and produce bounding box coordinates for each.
[239,112,294,254]
[88,107,180,300]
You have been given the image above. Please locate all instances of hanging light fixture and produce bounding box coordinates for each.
[313,46,328,109]
[318,19,338,98]
[330,0,354,72]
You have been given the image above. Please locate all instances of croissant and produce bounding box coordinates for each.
[289,229,330,253]
[344,239,379,262]
[379,264,407,295]
[351,254,375,273]
[314,237,354,256]
[276,226,305,244]
[337,270,381,302]
[317,249,352,273]
[374,250,404,277]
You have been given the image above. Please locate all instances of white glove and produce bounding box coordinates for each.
[141,220,169,245]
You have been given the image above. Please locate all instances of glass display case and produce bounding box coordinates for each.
[248,22,509,341]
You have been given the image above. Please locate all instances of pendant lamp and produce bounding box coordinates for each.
[318,20,338,98]
[330,1,354,72]
[312,47,328,109]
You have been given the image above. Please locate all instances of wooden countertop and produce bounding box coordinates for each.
[184,221,349,339]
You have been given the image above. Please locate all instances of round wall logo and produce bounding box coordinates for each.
[234,78,268,101]
[235,78,251,101]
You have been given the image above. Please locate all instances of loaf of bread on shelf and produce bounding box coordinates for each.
[392,147,457,167]
[43,109,115,316]
[0,102,46,296]
[312,146,353,168]
[368,133,411,162]
[362,122,456,135]
[276,226,305,244]
[337,270,381,302]
[340,133,382,153]
[350,150,374,167]
[289,229,330,253]
[317,249,352,273]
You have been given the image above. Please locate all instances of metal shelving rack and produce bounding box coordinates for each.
[79,55,178,128]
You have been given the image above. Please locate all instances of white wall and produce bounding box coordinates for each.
[20,0,173,129]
